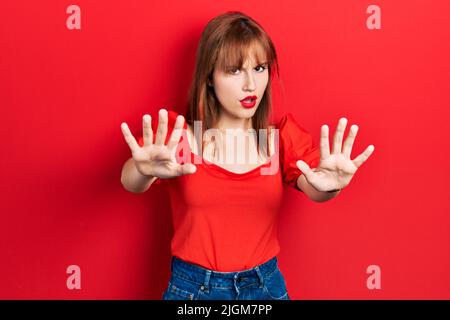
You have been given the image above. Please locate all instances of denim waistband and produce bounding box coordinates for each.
[170,256,278,290]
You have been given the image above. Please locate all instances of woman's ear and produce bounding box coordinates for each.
[207,76,214,87]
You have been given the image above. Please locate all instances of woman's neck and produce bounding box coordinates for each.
[214,109,253,131]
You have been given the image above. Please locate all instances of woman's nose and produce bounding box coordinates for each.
[243,73,256,91]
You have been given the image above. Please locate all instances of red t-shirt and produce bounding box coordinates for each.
[137,110,320,271]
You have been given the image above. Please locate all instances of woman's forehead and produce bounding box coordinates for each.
[244,47,267,63]
[218,44,268,67]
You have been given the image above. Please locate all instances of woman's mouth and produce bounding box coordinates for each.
[240,95,257,108]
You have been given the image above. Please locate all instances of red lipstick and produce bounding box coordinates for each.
[240,95,257,108]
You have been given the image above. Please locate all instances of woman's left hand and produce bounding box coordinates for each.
[296,117,375,192]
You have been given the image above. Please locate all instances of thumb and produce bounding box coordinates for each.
[296,160,314,179]
[177,163,197,176]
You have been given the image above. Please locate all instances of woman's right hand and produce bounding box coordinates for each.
[120,109,197,179]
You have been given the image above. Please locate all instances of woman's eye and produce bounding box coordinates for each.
[228,65,267,74]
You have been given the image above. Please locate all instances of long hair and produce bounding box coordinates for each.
[185,11,280,156]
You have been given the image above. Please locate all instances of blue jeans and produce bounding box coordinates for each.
[162,256,290,300]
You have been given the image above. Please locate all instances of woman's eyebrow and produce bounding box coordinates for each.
[251,61,268,65]
[238,61,268,68]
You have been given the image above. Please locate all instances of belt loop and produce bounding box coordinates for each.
[255,266,264,288]
[203,270,211,292]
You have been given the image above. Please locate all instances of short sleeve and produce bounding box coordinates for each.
[136,110,188,185]
[278,113,320,191]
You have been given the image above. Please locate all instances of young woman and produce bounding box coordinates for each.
[120,11,375,300]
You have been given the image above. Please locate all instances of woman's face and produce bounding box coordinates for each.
[211,49,269,121]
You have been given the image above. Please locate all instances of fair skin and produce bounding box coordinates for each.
[210,50,268,132]
[120,51,375,201]
[296,118,375,202]
[202,49,271,172]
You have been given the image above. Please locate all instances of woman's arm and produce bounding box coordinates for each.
[297,173,340,202]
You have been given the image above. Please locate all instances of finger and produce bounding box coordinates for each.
[320,124,330,160]
[332,117,347,154]
[155,109,168,145]
[342,124,358,158]
[352,145,375,168]
[296,160,315,181]
[167,115,185,150]
[120,122,140,153]
[176,163,197,176]
[142,114,153,146]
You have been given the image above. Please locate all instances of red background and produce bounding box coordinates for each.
[1,0,449,299]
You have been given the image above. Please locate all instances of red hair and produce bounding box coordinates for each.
[185,11,280,155]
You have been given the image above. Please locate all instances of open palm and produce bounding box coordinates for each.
[120,109,197,179]
[296,117,375,192]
